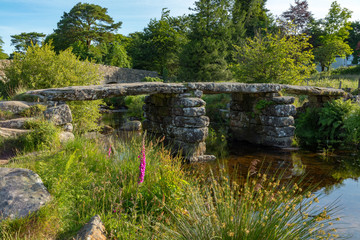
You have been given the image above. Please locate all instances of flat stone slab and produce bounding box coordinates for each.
[0,101,30,114]
[24,83,346,101]
[0,168,51,221]
[0,117,33,129]
[0,127,30,138]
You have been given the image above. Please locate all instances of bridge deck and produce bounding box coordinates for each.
[24,82,346,101]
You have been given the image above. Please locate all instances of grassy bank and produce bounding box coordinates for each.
[0,132,344,239]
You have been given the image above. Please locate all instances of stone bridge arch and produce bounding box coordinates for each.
[25,82,346,162]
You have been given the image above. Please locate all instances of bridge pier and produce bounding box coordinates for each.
[143,90,214,162]
[230,93,297,148]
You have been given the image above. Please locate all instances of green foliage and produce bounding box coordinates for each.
[232,31,314,84]
[0,37,9,59]
[52,2,122,52]
[314,39,353,71]
[2,43,100,98]
[348,21,360,64]
[179,0,232,82]
[124,95,145,120]
[141,77,163,82]
[20,118,60,152]
[127,9,188,79]
[308,1,353,71]
[68,100,103,134]
[332,65,360,75]
[254,99,275,112]
[0,109,13,120]
[20,104,47,117]
[295,99,358,150]
[10,32,46,53]
[202,93,230,126]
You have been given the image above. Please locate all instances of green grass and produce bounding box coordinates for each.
[0,133,345,240]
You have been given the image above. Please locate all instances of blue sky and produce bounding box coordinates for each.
[1,0,359,54]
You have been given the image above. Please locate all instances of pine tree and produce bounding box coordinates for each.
[179,0,232,82]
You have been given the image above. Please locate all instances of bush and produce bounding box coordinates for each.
[296,99,358,150]
[232,31,314,84]
[124,95,145,120]
[332,65,360,75]
[2,43,100,98]
[2,43,102,134]
[68,100,104,134]
[20,118,60,152]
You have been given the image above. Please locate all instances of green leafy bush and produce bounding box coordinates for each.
[68,100,104,134]
[21,118,59,152]
[232,31,314,84]
[124,95,145,120]
[296,99,358,150]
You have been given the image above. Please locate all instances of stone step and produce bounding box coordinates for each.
[0,117,33,129]
[0,127,31,138]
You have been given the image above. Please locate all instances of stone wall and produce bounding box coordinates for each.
[98,64,159,84]
[143,90,214,162]
[230,93,296,148]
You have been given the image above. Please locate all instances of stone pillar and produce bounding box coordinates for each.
[143,90,214,162]
[230,93,296,148]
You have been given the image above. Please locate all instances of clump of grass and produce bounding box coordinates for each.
[20,104,47,117]
[154,166,342,240]
[0,109,14,120]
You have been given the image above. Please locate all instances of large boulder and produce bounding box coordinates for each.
[0,101,30,115]
[121,120,142,131]
[75,215,107,240]
[0,168,51,221]
[43,104,72,126]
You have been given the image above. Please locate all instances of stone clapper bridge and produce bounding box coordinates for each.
[25,82,346,162]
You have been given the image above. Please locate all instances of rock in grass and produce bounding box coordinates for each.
[0,117,33,129]
[0,101,30,115]
[121,120,142,131]
[0,127,30,138]
[75,215,107,240]
[43,104,73,126]
[59,131,75,144]
[0,168,51,221]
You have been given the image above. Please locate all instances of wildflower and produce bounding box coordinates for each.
[138,137,146,184]
[108,145,112,158]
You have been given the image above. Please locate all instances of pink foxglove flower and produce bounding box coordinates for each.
[108,145,112,158]
[138,138,146,184]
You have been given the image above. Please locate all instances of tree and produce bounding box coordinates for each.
[280,0,312,34]
[307,1,353,71]
[10,32,46,53]
[232,31,314,84]
[0,37,8,59]
[348,21,360,64]
[179,0,232,82]
[314,39,353,71]
[127,9,188,78]
[51,2,122,52]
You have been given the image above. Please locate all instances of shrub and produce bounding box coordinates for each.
[20,118,60,152]
[68,100,104,134]
[124,95,145,120]
[296,99,358,150]
[2,43,102,134]
[2,43,100,98]
[232,31,314,84]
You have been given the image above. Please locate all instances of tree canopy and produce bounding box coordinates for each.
[52,2,122,52]
[10,32,46,53]
[0,37,8,59]
[280,0,312,34]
